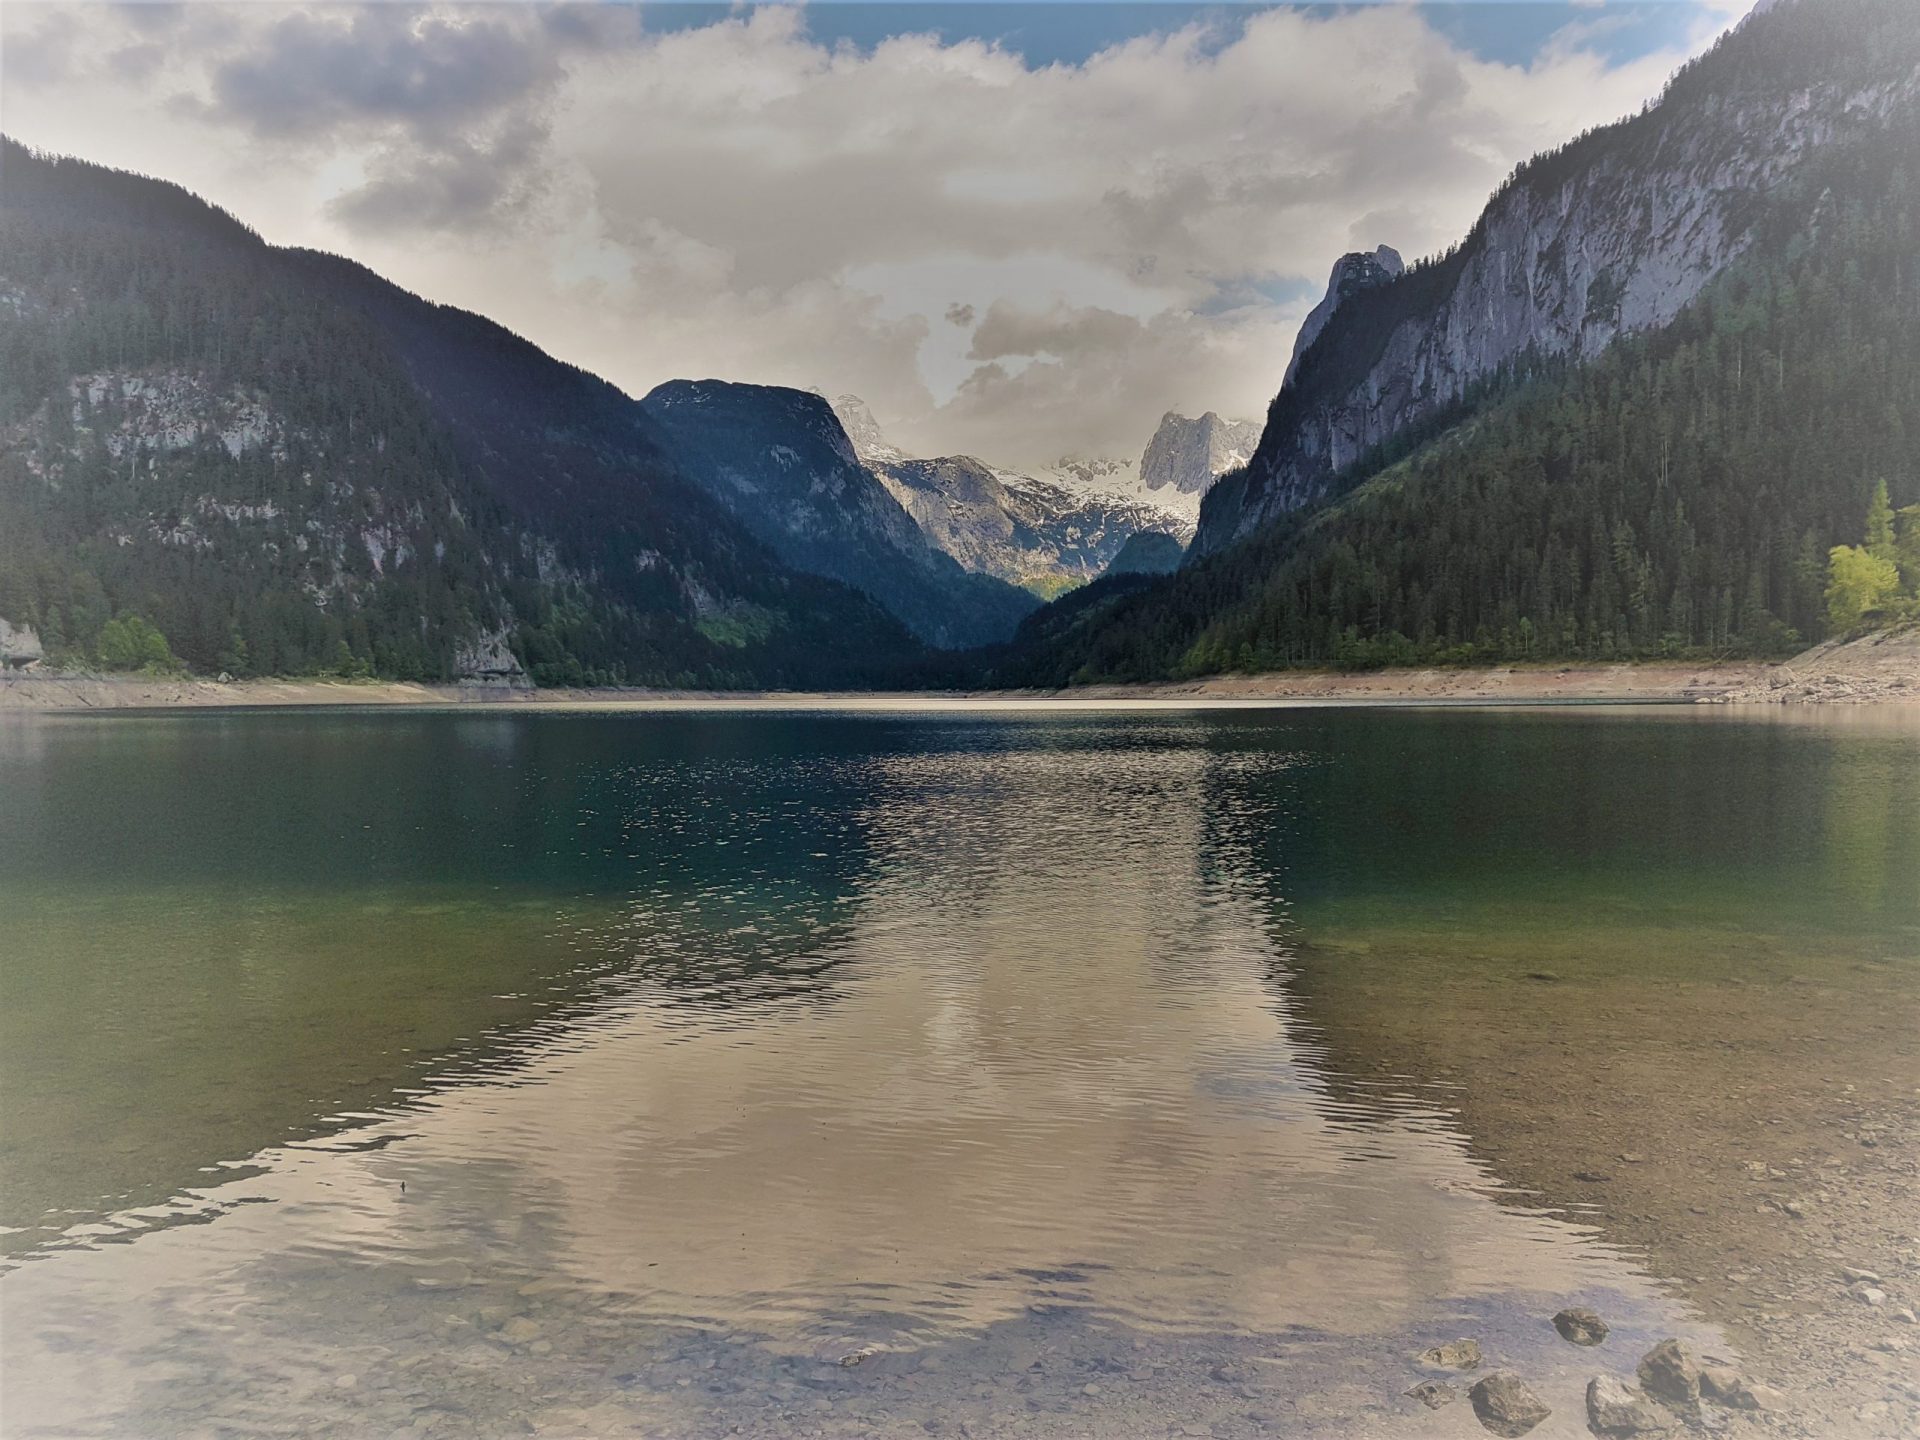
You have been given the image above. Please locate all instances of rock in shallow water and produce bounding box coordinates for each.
[1637,1339,1700,1410]
[1553,1307,1610,1346]
[1586,1375,1669,1434]
[1419,1338,1483,1369]
[1468,1372,1551,1437]
[1405,1380,1457,1409]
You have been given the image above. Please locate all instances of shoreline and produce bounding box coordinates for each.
[1291,930,1920,1439]
[3,641,1914,714]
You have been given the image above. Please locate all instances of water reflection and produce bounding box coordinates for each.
[0,710,1809,1437]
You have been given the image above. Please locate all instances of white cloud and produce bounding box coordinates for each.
[0,2,1745,470]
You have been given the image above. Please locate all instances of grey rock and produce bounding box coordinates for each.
[1468,1372,1551,1437]
[1138,412,1262,499]
[1405,1381,1457,1410]
[1850,1283,1888,1307]
[1420,1338,1484,1370]
[1586,1375,1670,1433]
[1553,1307,1610,1346]
[1700,1367,1785,1412]
[0,618,44,670]
[1637,1340,1700,1411]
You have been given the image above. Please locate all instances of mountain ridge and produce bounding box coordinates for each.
[1193,0,1920,558]
[0,138,930,686]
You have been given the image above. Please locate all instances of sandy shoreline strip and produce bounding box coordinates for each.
[5,630,1916,713]
[0,660,1814,712]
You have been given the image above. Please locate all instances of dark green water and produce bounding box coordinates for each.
[0,704,1915,1437]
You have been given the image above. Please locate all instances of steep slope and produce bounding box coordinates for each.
[828,396,1189,597]
[989,0,1920,685]
[1194,0,1920,557]
[1102,531,1185,578]
[0,139,922,686]
[638,381,1036,648]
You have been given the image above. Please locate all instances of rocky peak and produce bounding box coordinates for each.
[1138,412,1263,498]
[828,393,908,467]
[1282,245,1404,389]
[1193,0,1920,559]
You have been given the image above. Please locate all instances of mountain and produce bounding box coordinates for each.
[0,139,926,687]
[638,381,1036,648]
[827,393,907,467]
[827,396,1187,597]
[1138,412,1262,502]
[1193,0,1920,558]
[1280,248,1403,391]
[1102,531,1184,578]
[990,0,1920,685]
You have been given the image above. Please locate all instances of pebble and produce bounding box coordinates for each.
[1405,1380,1457,1410]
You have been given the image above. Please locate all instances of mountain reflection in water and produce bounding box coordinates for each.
[5,706,1914,1437]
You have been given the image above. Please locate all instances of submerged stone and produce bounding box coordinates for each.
[1468,1372,1551,1437]
[1637,1339,1700,1410]
[1420,1338,1483,1369]
[1553,1307,1610,1345]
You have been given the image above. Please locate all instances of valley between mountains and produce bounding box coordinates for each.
[2,0,1917,697]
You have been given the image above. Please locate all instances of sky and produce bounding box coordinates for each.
[0,1,1761,471]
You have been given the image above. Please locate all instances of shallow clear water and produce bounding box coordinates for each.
[1,704,1916,1437]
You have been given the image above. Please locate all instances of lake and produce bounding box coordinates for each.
[2,704,1916,1438]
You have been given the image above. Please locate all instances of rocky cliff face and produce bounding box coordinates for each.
[0,617,44,669]
[1193,0,1920,558]
[828,397,1188,595]
[1137,412,1262,501]
[1280,248,1402,390]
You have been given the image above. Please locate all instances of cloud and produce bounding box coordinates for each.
[0,1,1745,470]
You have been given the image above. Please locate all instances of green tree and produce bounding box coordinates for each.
[1824,545,1900,632]
[97,615,180,673]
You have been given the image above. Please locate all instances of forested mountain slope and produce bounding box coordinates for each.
[638,381,1037,648]
[1194,0,1920,558]
[0,140,924,686]
[989,6,1920,685]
